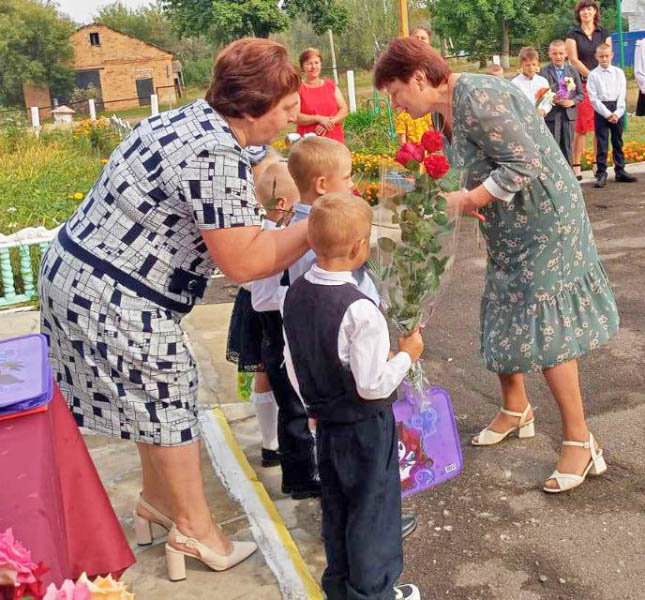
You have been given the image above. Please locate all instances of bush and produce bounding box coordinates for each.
[344,107,398,156]
[182,58,213,88]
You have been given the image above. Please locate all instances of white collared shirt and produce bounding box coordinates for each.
[280,264,412,404]
[511,73,553,117]
[586,64,627,119]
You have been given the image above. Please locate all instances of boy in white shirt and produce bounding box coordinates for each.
[281,192,424,600]
[512,47,553,117]
[587,43,638,187]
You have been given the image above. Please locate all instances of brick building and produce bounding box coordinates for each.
[24,24,183,115]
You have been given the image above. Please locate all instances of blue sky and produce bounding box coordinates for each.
[56,0,153,24]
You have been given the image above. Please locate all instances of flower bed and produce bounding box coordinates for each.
[582,140,645,170]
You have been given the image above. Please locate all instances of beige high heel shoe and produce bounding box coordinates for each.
[165,526,257,581]
[133,495,175,546]
[543,432,607,493]
[471,404,535,446]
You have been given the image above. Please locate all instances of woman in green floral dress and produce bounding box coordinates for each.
[375,38,619,493]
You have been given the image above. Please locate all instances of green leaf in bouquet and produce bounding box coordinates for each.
[436,197,448,212]
[377,237,396,253]
[391,213,400,224]
[391,194,403,206]
[405,191,424,208]
[433,212,449,226]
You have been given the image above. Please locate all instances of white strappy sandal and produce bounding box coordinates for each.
[471,404,535,446]
[543,433,607,493]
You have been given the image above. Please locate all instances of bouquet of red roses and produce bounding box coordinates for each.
[372,130,459,388]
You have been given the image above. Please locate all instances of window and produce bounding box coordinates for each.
[89,32,100,46]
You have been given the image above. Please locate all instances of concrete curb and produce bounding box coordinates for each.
[200,407,323,600]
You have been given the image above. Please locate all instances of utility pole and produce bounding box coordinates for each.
[327,29,339,85]
[398,0,409,37]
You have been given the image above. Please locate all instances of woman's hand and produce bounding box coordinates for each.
[442,188,471,216]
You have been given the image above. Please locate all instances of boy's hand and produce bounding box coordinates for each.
[399,329,424,362]
[608,114,619,124]
[308,418,317,433]
[560,99,574,108]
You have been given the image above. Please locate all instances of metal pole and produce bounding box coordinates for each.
[327,29,339,86]
[398,0,409,37]
[616,0,628,130]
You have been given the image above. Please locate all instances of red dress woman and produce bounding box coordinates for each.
[296,48,348,144]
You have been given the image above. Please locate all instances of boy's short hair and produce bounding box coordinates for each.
[309,193,372,259]
[486,64,504,75]
[595,43,613,54]
[288,137,351,194]
[256,162,298,207]
[518,47,540,62]
[549,39,566,50]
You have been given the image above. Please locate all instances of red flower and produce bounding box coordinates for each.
[395,142,425,168]
[420,130,443,154]
[423,154,450,179]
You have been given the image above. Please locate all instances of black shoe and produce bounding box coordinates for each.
[261,448,280,468]
[282,482,321,499]
[401,512,417,540]
[290,488,321,500]
[394,584,420,600]
[615,171,638,183]
[594,172,607,188]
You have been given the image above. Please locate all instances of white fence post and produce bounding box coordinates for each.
[150,94,159,116]
[346,70,357,113]
[88,99,97,121]
[30,107,40,137]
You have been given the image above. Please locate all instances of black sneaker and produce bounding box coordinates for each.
[261,448,280,468]
[401,512,417,540]
[394,584,420,600]
[615,171,638,183]
[594,172,607,188]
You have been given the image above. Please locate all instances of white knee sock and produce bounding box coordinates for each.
[251,391,279,451]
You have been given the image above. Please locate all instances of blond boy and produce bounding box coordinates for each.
[587,43,637,187]
[512,47,552,117]
[280,193,423,600]
[252,136,379,309]
[539,40,584,165]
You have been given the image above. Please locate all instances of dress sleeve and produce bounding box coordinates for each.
[463,85,542,200]
[181,146,261,230]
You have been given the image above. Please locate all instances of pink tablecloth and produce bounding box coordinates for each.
[0,384,135,586]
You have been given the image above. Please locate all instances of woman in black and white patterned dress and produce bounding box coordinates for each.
[39,39,307,578]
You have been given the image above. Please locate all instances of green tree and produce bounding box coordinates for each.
[0,0,75,106]
[429,0,538,67]
[95,1,178,52]
[162,0,349,43]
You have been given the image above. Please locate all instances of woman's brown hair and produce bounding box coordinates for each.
[206,38,300,118]
[299,47,323,69]
[373,37,451,90]
[574,0,600,25]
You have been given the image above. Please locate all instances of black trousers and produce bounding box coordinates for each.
[595,101,626,175]
[317,410,402,600]
[545,113,575,165]
[265,359,318,493]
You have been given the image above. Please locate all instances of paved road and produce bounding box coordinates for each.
[398,176,645,600]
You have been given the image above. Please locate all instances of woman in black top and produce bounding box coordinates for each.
[566,0,612,178]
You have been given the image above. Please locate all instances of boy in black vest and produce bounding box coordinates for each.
[282,193,424,600]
